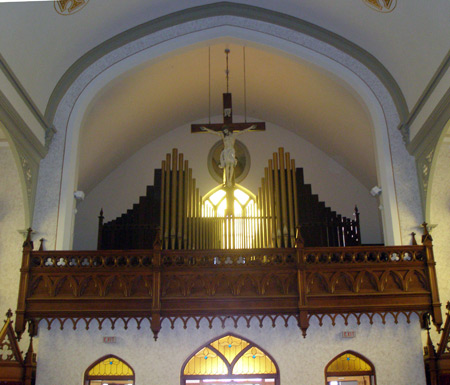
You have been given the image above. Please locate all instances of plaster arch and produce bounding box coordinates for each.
[35,9,421,249]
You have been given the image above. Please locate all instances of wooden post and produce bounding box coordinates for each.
[422,223,443,330]
[295,225,308,337]
[97,209,104,250]
[15,228,33,339]
[151,229,162,340]
[23,336,35,385]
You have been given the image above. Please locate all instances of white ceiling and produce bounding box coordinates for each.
[0,0,449,193]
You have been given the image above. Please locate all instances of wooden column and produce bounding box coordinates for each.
[422,223,443,330]
[151,230,162,340]
[15,228,33,339]
[295,225,308,337]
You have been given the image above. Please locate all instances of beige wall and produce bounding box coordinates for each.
[36,316,425,385]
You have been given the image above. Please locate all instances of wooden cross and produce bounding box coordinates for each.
[191,93,265,133]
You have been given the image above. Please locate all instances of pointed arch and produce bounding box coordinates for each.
[325,350,376,385]
[84,355,135,385]
[181,333,279,385]
[50,4,406,248]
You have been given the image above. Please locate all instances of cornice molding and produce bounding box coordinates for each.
[400,49,450,144]
[44,1,408,126]
[407,87,450,218]
[0,90,46,227]
[0,53,55,149]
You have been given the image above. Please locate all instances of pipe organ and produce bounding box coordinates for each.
[98,148,360,250]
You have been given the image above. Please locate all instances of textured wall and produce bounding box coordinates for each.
[36,315,426,385]
[0,146,25,317]
[429,138,450,339]
[73,121,383,249]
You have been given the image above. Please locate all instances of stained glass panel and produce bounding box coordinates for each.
[184,347,228,375]
[233,347,276,375]
[88,357,133,377]
[326,353,372,373]
[211,335,249,363]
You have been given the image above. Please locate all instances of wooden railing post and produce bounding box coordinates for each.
[296,226,309,337]
[15,228,33,339]
[422,222,443,330]
[425,330,438,385]
[23,336,35,385]
[151,229,162,340]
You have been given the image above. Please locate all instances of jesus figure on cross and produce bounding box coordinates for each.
[200,124,256,187]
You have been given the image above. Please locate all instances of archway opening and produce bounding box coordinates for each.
[182,334,279,385]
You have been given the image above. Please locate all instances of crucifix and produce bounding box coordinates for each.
[191,49,265,192]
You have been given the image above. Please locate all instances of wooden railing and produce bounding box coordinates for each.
[15,227,442,340]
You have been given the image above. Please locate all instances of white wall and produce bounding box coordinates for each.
[73,121,382,249]
[36,315,425,385]
[0,145,25,316]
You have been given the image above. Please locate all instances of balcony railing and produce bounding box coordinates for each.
[15,227,442,340]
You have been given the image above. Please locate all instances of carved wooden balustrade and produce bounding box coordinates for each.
[15,229,442,340]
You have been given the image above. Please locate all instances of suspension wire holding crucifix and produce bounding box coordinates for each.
[191,48,265,190]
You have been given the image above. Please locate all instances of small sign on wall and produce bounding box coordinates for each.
[341,331,356,338]
[103,336,116,343]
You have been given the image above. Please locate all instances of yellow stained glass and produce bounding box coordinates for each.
[184,335,277,378]
[326,353,372,373]
[233,347,276,375]
[184,347,228,375]
[209,190,226,206]
[211,335,249,363]
[234,189,250,205]
[88,357,133,377]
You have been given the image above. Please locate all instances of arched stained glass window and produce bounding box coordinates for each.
[182,334,279,385]
[325,351,376,385]
[84,355,134,385]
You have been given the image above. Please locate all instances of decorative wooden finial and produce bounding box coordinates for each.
[22,228,34,249]
[153,227,162,249]
[6,309,13,319]
[426,328,436,358]
[422,222,433,244]
[39,238,44,251]
[411,232,417,245]
[295,225,304,248]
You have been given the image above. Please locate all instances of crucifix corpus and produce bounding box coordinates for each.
[191,92,265,187]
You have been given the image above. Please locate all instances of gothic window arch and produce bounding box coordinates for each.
[181,333,279,385]
[84,355,135,385]
[325,350,376,385]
